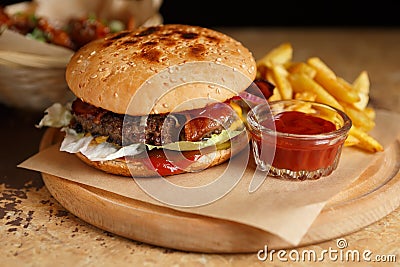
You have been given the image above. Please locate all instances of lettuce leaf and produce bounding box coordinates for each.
[146,128,244,151]
[36,102,72,128]
[60,128,147,161]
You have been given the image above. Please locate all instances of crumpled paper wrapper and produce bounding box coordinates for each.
[19,109,400,246]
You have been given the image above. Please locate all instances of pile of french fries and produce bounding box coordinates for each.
[256,43,383,153]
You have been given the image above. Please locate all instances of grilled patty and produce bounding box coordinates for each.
[70,99,234,147]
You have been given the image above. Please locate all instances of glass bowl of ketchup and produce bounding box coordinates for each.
[247,100,352,180]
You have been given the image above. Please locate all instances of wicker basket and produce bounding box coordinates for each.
[0,63,75,111]
[0,10,163,111]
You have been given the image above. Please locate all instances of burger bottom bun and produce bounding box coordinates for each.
[75,130,249,177]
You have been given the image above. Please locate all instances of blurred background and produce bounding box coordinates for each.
[3,0,400,27]
[1,0,399,189]
[160,0,399,28]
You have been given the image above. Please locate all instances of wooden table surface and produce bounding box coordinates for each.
[1,27,399,266]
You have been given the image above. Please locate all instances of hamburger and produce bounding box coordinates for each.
[38,24,267,177]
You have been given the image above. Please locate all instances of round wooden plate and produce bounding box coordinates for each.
[40,128,400,253]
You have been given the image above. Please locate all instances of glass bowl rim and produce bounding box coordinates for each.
[247,99,352,141]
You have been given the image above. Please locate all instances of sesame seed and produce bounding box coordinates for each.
[248,66,255,73]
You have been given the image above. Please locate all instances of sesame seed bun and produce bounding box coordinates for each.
[65,24,257,116]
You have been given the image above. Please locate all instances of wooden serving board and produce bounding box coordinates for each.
[39,128,400,253]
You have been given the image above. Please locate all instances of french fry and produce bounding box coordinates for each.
[353,71,370,94]
[256,42,293,69]
[337,77,354,91]
[337,76,371,110]
[288,73,343,111]
[287,61,317,78]
[264,68,275,85]
[352,92,369,111]
[352,71,370,110]
[307,57,360,104]
[287,102,315,113]
[314,72,360,104]
[364,107,376,120]
[344,134,360,147]
[307,57,336,78]
[256,43,383,153]
[342,103,375,132]
[294,91,317,101]
[271,64,293,99]
[349,126,383,152]
[260,69,282,101]
[269,87,282,101]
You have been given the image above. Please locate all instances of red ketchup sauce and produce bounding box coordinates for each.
[127,149,204,177]
[258,111,341,172]
[273,111,336,135]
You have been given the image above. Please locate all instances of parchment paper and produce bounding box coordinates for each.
[19,109,400,246]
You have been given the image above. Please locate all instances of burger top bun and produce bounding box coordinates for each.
[66,24,257,116]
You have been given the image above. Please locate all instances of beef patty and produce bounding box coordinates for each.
[70,98,236,147]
